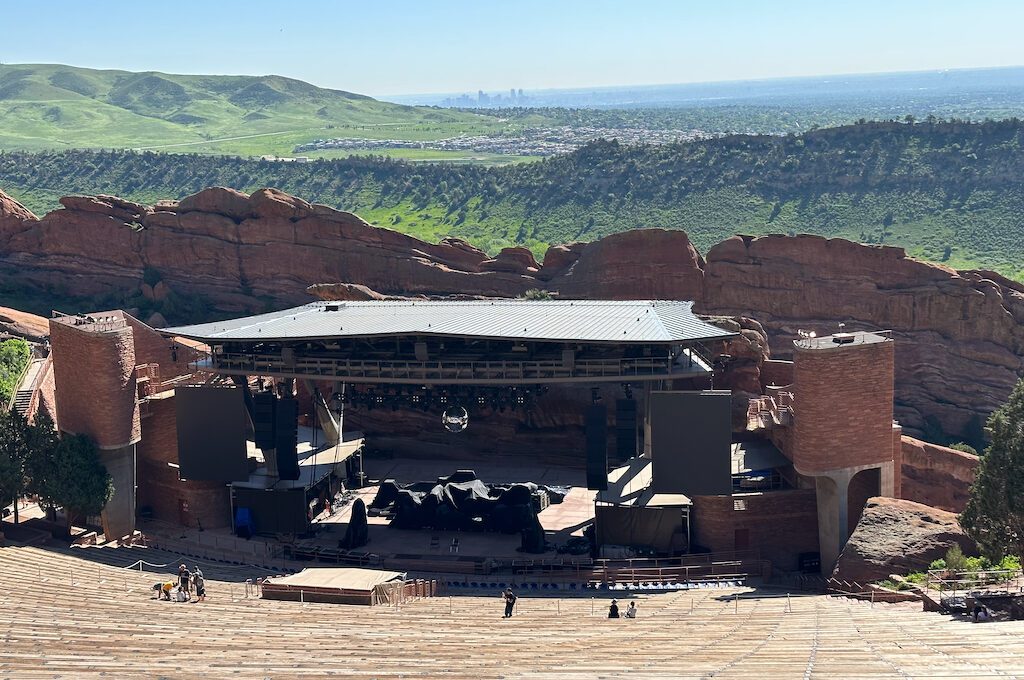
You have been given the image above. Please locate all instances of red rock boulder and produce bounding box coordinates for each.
[178,187,252,221]
[832,497,977,584]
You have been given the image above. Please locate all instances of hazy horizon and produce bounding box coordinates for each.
[2,0,1023,96]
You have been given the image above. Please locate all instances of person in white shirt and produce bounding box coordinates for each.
[624,601,637,618]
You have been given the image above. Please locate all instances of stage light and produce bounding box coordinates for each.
[442,406,469,433]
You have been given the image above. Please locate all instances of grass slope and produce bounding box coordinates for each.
[1,120,1022,279]
[0,63,497,155]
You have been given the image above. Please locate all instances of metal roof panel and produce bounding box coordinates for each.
[163,300,735,344]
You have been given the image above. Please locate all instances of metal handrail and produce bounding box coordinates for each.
[5,354,38,413]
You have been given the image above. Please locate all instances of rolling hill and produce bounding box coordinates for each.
[0,63,496,155]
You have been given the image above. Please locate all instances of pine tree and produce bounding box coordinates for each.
[961,378,1024,559]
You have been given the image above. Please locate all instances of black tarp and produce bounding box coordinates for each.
[340,498,369,549]
[374,476,545,534]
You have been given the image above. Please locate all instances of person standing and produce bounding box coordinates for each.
[502,588,517,618]
[624,601,637,618]
[192,566,206,602]
[608,599,620,618]
[178,564,191,600]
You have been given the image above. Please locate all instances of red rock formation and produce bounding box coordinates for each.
[899,436,979,513]
[480,247,540,275]
[702,234,1024,443]
[177,186,252,221]
[833,496,976,584]
[0,306,48,340]
[2,187,1023,441]
[0,187,535,312]
[551,229,705,300]
[306,283,387,301]
[0,190,38,249]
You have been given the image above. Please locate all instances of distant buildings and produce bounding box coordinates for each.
[440,87,531,108]
[294,126,713,157]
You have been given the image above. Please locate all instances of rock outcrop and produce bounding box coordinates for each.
[0,190,38,247]
[832,496,977,584]
[899,436,979,513]
[0,306,48,341]
[701,234,1024,443]
[306,283,388,301]
[2,186,1022,441]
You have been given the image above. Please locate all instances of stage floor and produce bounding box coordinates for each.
[309,458,597,560]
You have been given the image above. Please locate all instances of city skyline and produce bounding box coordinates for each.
[1,0,1022,96]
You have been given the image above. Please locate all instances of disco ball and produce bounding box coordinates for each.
[442,405,469,433]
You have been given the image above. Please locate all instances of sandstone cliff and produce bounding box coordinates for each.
[1,186,1022,442]
[0,306,48,341]
[899,436,979,513]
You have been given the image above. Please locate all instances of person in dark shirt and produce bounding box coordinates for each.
[178,564,191,599]
[608,599,620,618]
[502,588,517,618]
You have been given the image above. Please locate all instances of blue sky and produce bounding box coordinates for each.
[2,0,1022,95]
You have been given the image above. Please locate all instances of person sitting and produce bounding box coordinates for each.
[624,601,637,618]
[153,582,174,601]
[608,599,620,618]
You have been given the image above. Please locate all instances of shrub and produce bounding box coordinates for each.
[945,544,967,572]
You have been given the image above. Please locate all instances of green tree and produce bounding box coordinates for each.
[961,378,1024,559]
[0,338,31,405]
[0,409,31,523]
[25,415,113,532]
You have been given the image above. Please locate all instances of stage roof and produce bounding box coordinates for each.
[163,300,734,344]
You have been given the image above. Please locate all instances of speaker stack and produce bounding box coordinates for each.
[615,398,637,459]
[253,391,276,450]
[585,403,609,490]
[275,396,300,481]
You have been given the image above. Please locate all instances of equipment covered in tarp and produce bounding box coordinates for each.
[262,567,409,606]
[340,498,369,549]
[369,472,567,535]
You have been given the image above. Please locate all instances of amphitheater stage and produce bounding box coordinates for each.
[307,457,597,561]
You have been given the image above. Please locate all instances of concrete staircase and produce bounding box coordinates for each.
[10,357,45,418]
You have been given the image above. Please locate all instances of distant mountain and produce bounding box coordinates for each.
[0,63,486,154]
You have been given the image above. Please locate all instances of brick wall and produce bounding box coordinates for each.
[136,394,231,529]
[33,357,58,426]
[792,339,895,474]
[123,313,199,379]
[899,435,978,513]
[690,489,819,571]
[49,319,140,449]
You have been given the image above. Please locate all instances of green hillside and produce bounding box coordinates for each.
[2,119,1023,279]
[0,63,497,155]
